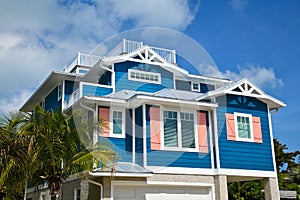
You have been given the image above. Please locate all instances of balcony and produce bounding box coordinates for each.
[64,82,113,110]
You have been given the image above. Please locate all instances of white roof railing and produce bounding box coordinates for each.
[64,39,176,72]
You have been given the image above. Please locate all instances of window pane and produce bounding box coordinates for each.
[164,118,178,147]
[181,112,195,148]
[113,111,122,134]
[237,116,251,139]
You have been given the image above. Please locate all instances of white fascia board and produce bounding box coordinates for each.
[83,96,127,104]
[187,74,232,83]
[145,166,214,176]
[134,95,218,108]
[216,169,277,178]
[89,172,153,177]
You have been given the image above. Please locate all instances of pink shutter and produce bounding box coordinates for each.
[150,106,161,150]
[226,113,236,140]
[252,116,263,143]
[197,111,208,153]
[98,107,110,137]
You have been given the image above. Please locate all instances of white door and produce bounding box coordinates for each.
[113,186,211,200]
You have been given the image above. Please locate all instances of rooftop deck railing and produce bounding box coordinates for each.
[64,39,176,72]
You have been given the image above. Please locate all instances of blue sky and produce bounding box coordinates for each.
[0,0,299,151]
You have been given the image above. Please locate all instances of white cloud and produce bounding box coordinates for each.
[229,0,248,12]
[0,89,32,114]
[0,0,200,114]
[199,64,284,89]
[110,0,200,30]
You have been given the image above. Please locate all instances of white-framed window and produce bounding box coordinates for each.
[57,83,62,101]
[128,69,161,84]
[110,108,125,138]
[162,109,197,151]
[234,112,254,142]
[74,188,81,200]
[191,82,200,92]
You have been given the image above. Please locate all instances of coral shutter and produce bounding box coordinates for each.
[98,107,110,137]
[252,116,263,143]
[226,113,236,140]
[197,111,208,153]
[150,106,161,150]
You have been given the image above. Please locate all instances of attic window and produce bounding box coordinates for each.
[191,82,200,92]
[128,69,161,84]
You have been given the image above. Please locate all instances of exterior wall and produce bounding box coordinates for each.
[145,105,212,168]
[175,80,215,93]
[44,86,61,111]
[135,106,144,166]
[82,84,112,97]
[216,94,274,171]
[65,80,79,98]
[115,61,174,93]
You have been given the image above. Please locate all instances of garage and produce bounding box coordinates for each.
[113,185,212,200]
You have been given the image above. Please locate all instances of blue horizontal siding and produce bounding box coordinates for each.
[135,106,144,166]
[115,61,174,93]
[45,87,61,111]
[98,137,132,162]
[82,84,112,96]
[145,105,212,169]
[216,95,274,171]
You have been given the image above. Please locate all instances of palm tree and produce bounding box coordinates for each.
[27,106,117,200]
[0,111,31,199]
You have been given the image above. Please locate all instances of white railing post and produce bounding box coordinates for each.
[123,38,126,53]
[77,52,81,65]
[172,50,176,63]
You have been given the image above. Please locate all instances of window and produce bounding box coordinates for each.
[57,83,62,100]
[163,110,196,150]
[234,113,253,142]
[128,69,161,84]
[191,82,200,92]
[113,111,123,135]
[74,188,81,200]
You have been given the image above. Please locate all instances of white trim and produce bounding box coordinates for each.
[89,172,153,177]
[145,166,214,175]
[143,104,147,167]
[135,95,218,107]
[191,82,200,92]
[146,181,214,187]
[187,74,232,83]
[234,112,254,142]
[213,108,221,170]
[81,81,113,89]
[61,80,65,111]
[41,99,45,109]
[57,82,62,101]
[109,107,126,138]
[208,110,215,169]
[217,168,277,177]
[160,108,199,152]
[84,96,127,104]
[132,108,136,163]
[268,105,278,173]
[128,69,161,84]
[112,63,115,93]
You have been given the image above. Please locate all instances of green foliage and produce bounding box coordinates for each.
[0,106,117,199]
[228,139,300,200]
[228,180,264,200]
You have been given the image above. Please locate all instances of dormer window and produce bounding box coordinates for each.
[128,69,161,84]
[191,82,200,92]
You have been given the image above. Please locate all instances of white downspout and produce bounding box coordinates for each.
[80,102,97,145]
[87,180,104,200]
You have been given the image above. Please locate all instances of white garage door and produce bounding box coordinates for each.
[114,185,211,200]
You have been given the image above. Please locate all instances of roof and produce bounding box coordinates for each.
[20,71,82,112]
[93,162,151,174]
[153,88,205,101]
[198,78,286,110]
